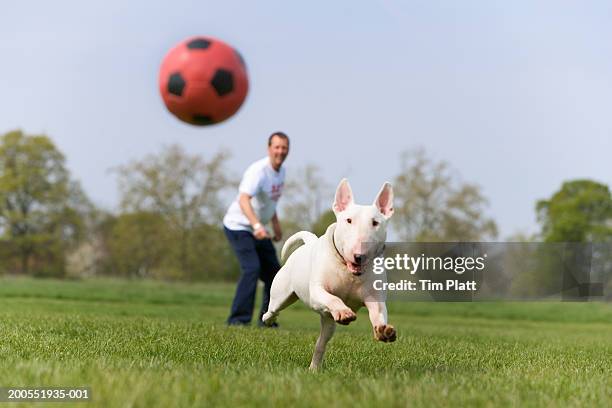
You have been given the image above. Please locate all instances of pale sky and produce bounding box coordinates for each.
[2,0,611,238]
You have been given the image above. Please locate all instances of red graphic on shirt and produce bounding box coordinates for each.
[270,183,283,201]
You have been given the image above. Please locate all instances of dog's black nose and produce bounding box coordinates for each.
[354,254,364,265]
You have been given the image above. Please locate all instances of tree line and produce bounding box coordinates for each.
[0,130,610,281]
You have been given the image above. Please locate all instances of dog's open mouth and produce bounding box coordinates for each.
[347,261,363,276]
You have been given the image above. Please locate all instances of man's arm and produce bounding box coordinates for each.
[271,212,282,242]
[238,193,268,239]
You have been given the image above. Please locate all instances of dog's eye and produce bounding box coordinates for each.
[346,218,352,224]
[372,219,379,227]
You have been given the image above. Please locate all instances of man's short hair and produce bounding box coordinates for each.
[268,131,289,146]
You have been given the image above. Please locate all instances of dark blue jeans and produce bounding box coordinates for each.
[224,226,280,325]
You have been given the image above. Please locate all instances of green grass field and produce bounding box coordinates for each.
[0,277,611,407]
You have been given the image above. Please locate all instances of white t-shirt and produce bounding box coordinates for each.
[223,157,286,232]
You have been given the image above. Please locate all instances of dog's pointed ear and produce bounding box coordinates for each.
[333,178,354,213]
[374,182,394,219]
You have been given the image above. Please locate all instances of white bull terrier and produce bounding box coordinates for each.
[262,178,396,370]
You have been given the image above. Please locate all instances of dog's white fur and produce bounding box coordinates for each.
[262,178,396,370]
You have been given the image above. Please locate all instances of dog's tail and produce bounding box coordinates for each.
[281,231,317,264]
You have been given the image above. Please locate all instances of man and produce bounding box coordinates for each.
[223,132,289,326]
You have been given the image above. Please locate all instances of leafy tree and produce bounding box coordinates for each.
[0,130,91,276]
[105,211,174,278]
[392,148,497,241]
[103,212,239,281]
[278,163,332,244]
[280,164,331,230]
[188,223,240,281]
[114,145,235,279]
[311,210,336,237]
[537,180,612,242]
[536,180,612,300]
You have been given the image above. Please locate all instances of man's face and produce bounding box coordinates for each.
[268,136,289,170]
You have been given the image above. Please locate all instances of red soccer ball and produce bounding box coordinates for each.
[158,36,249,126]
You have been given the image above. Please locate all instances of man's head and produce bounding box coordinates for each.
[268,131,289,171]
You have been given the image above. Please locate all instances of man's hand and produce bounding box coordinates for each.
[272,225,282,242]
[253,224,269,240]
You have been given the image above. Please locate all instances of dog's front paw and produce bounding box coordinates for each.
[332,308,357,325]
[374,324,397,342]
[262,311,277,326]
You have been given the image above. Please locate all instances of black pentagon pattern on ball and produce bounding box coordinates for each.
[167,72,186,96]
[187,38,211,50]
[192,114,214,125]
[211,69,234,97]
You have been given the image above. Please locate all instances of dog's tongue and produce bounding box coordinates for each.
[347,261,362,275]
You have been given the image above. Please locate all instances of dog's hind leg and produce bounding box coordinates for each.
[262,267,297,326]
[309,315,336,370]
